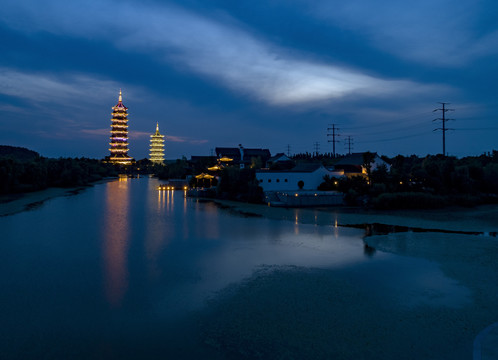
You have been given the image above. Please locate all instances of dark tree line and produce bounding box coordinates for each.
[0,147,118,194]
[216,167,263,203]
[320,152,498,209]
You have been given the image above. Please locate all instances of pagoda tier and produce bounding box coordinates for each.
[149,123,165,164]
[109,90,133,165]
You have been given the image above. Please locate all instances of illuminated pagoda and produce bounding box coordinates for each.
[149,122,165,164]
[109,90,133,165]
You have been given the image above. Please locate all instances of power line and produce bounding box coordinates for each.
[345,121,428,137]
[327,124,340,157]
[344,135,353,154]
[433,102,454,156]
[340,110,434,131]
[454,127,498,131]
[356,131,429,144]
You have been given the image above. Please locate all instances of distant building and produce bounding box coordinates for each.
[149,123,165,164]
[108,90,133,165]
[333,152,390,177]
[256,163,344,192]
[215,145,271,169]
[267,153,294,169]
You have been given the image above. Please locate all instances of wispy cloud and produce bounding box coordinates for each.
[79,128,208,145]
[80,128,109,136]
[0,0,446,105]
[129,131,151,140]
[166,135,208,144]
[0,67,123,104]
[305,0,498,66]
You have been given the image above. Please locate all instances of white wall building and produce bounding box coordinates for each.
[256,163,344,192]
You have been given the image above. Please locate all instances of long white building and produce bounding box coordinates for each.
[256,163,344,192]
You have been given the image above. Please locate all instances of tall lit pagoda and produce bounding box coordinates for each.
[109,90,133,165]
[149,122,165,164]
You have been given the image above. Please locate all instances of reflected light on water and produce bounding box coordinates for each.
[334,216,339,238]
[157,189,165,210]
[103,178,130,307]
[294,213,299,235]
[146,181,169,278]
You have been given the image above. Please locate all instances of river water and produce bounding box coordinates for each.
[0,177,496,359]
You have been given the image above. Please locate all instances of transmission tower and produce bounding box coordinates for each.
[313,142,320,156]
[327,124,340,157]
[286,144,291,157]
[433,102,454,156]
[344,136,353,154]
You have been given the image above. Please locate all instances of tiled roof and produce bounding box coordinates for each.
[334,152,377,166]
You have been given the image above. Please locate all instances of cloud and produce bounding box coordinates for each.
[79,129,208,144]
[0,0,446,105]
[305,0,498,66]
[166,135,208,144]
[129,131,151,140]
[80,128,109,136]
[0,67,123,104]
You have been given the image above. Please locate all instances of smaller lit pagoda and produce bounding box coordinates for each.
[149,122,165,164]
[109,90,133,165]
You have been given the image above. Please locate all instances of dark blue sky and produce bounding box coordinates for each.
[1,0,497,159]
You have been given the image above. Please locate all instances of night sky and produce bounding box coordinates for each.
[1,0,497,159]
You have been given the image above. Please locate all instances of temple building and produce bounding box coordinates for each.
[149,122,165,164]
[109,90,133,165]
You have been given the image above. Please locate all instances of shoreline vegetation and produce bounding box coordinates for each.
[209,151,498,209]
[0,145,119,195]
[2,145,498,211]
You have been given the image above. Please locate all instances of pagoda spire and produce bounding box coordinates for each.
[150,123,165,164]
[108,90,133,165]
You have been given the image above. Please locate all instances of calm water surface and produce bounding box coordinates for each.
[0,177,483,359]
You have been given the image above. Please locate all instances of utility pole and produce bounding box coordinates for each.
[344,136,353,155]
[327,124,340,157]
[313,142,320,156]
[286,144,291,157]
[433,102,454,156]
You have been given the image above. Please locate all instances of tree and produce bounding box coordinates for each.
[362,152,376,180]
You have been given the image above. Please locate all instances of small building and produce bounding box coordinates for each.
[216,145,271,169]
[333,152,390,177]
[256,163,344,192]
[267,153,294,169]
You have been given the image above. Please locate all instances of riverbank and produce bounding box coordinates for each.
[207,198,498,234]
[0,178,116,217]
[201,198,498,359]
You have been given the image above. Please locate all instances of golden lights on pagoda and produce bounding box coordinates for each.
[149,122,165,164]
[109,90,133,165]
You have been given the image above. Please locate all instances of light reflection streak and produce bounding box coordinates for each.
[145,180,169,278]
[334,216,339,238]
[102,177,130,307]
[294,212,299,235]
